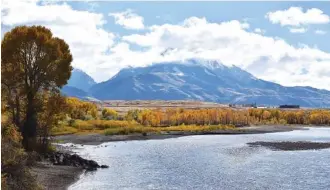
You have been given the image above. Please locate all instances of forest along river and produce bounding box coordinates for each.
[67,127,330,190]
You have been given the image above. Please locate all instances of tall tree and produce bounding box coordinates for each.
[1,26,72,150]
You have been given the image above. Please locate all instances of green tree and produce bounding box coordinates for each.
[1,26,72,150]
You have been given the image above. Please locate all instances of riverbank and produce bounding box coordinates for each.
[31,162,83,190]
[31,144,109,190]
[54,125,306,145]
[43,125,321,189]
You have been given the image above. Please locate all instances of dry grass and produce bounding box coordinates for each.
[52,119,235,136]
[104,124,235,136]
[70,119,136,130]
[51,126,78,136]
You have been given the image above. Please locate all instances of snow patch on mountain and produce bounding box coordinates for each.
[88,59,330,107]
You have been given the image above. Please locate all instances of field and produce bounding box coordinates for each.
[93,100,229,115]
[91,100,313,115]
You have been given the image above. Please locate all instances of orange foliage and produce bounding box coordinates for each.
[126,108,330,127]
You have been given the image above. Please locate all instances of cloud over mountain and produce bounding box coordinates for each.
[2,1,330,91]
[88,59,330,107]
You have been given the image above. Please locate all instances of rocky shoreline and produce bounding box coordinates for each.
[32,151,108,189]
[44,152,109,171]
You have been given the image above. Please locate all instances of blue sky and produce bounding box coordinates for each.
[2,1,330,90]
[71,1,330,51]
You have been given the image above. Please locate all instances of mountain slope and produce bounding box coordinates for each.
[66,68,96,92]
[61,86,100,101]
[61,86,89,98]
[61,68,97,100]
[89,59,330,107]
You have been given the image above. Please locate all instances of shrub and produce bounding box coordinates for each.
[102,108,118,120]
[69,119,136,130]
[65,97,98,120]
[90,120,132,129]
[125,109,141,121]
[72,120,94,130]
[83,114,94,121]
[68,119,75,126]
[1,124,41,190]
[51,126,78,135]
[104,126,155,135]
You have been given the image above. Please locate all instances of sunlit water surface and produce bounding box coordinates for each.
[68,127,330,190]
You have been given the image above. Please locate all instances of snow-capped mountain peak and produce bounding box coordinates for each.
[88,59,330,107]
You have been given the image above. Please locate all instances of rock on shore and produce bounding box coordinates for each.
[44,152,109,171]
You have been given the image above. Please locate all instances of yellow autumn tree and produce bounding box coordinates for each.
[1,26,72,150]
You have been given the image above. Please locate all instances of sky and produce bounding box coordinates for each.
[1,0,330,90]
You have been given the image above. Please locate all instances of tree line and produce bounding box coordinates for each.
[125,108,330,127]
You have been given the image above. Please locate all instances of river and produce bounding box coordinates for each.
[69,127,330,190]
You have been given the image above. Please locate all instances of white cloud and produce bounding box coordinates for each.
[266,7,329,27]
[315,30,327,35]
[289,27,307,33]
[1,0,115,80]
[2,2,330,91]
[109,9,144,30]
[254,28,265,34]
[122,17,330,90]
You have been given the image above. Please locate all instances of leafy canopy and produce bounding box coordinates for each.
[1,25,72,94]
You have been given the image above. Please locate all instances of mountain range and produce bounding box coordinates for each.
[62,59,330,107]
[61,69,96,100]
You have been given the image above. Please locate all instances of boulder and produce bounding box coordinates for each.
[43,152,108,171]
[101,165,109,168]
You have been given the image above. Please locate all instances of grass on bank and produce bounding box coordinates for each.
[51,119,236,136]
[104,124,235,135]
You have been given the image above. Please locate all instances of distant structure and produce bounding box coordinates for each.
[229,103,257,108]
[245,103,257,108]
[279,105,300,109]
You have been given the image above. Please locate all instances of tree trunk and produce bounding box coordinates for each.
[15,94,22,131]
[23,93,37,151]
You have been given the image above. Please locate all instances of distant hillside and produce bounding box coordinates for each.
[61,86,89,99]
[61,68,96,99]
[88,59,330,107]
[66,68,96,92]
[61,86,100,102]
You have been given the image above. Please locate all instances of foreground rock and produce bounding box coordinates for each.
[44,152,109,171]
[247,141,330,151]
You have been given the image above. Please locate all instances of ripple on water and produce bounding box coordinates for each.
[69,127,330,190]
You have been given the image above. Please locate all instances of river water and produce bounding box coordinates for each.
[69,127,330,190]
